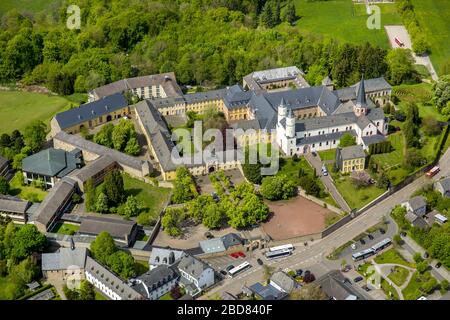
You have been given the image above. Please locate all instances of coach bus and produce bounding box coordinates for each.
[352,248,375,261]
[268,244,294,252]
[265,248,292,260]
[426,166,440,178]
[371,238,392,254]
[228,262,251,277]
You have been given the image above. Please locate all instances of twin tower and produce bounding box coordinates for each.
[277,98,296,138]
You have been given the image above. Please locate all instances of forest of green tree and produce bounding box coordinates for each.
[0,0,419,95]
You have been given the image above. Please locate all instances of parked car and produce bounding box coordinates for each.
[322,165,328,176]
[237,251,246,258]
[400,232,406,237]
[229,253,239,259]
[360,239,366,245]
[204,231,214,239]
[220,270,228,276]
[351,243,357,250]
[342,265,352,273]
[353,276,364,283]
[435,262,442,269]
[226,265,235,272]
[368,234,374,240]
[380,228,386,234]
[257,258,263,266]
[211,192,220,202]
[296,269,303,276]
[362,285,371,292]
[423,252,429,259]
[312,151,317,157]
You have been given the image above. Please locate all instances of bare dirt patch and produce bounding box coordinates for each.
[262,196,334,241]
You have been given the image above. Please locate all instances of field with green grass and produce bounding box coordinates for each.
[0,91,72,135]
[318,149,336,162]
[134,260,149,276]
[387,266,410,287]
[51,222,79,235]
[117,174,171,219]
[291,0,401,48]
[402,271,437,300]
[410,0,450,75]
[381,278,400,300]
[374,248,415,268]
[0,0,53,14]
[331,173,386,210]
[9,175,47,202]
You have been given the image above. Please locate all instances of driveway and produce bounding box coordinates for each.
[305,152,351,212]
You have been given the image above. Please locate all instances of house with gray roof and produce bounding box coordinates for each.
[402,196,427,217]
[41,247,87,281]
[177,255,215,296]
[33,177,77,233]
[22,148,83,189]
[434,177,450,198]
[336,145,366,174]
[0,195,31,223]
[149,247,186,270]
[317,270,368,300]
[130,265,179,300]
[199,233,244,255]
[245,282,287,300]
[405,211,428,229]
[269,271,297,294]
[78,216,138,246]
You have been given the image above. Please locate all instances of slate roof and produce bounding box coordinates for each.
[316,270,366,300]
[78,216,136,241]
[22,148,80,178]
[70,155,117,185]
[90,72,182,100]
[178,255,211,280]
[406,196,427,211]
[34,177,77,228]
[84,256,143,300]
[221,233,243,249]
[356,76,367,107]
[270,271,296,293]
[0,195,31,214]
[247,283,286,300]
[54,93,127,129]
[149,247,185,266]
[53,131,149,172]
[339,145,366,160]
[294,112,357,132]
[362,134,386,146]
[435,177,450,193]
[199,238,226,254]
[131,265,179,298]
[335,77,392,101]
[405,211,419,223]
[41,247,87,271]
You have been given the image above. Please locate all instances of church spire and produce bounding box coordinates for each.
[356,75,367,107]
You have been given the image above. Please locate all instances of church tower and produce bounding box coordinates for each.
[286,108,295,138]
[354,76,368,116]
[278,98,287,123]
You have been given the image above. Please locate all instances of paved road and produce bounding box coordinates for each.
[304,152,351,212]
[200,148,450,299]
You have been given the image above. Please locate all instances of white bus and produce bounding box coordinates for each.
[228,262,251,277]
[265,248,292,260]
[352,248,374,261]
[371,238,392,253]
[268,244,294,252]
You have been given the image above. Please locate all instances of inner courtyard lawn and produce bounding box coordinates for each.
[387,266,410,287]
[0,91,72,135]
[51,222,79,235]
[291,0,402,49]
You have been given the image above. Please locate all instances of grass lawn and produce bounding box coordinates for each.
[387,266,410,287]
[374,248,415,268]
[0,91,72,135]
[410,0,450,74]
[318,149,336,162]
[381,278,400,300]
[0,0,53,14]
[134,260,149,276]
[95,290,108,300]
[325,212,342,227]
[51,222,79,235]
[9,176,47,203]
[116,173,171,221]
[414,65,431,80]
[290,0,401,49]
[331,173,386,210]
[328,240,353,260]
[159,292,174,300]
[402,271,437,300]
[371,133,404,169]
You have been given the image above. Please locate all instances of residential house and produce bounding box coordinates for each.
[401,196,427,217]
[22,148,83,189]
[199,233,244,255]
[0,195,31,224]
[130,265,179,300]
[316,270,368,300]
[177,255,215,296]
[149,247,186,270]
[269,271,297,294]
[434,177,450,198]
[77,216,138,246]
[335,145,366,174]
[405,211,428,229]
[244,283,287,300]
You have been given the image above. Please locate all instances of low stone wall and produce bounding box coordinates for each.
[297,189,343,215]
[268,232,322,247]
